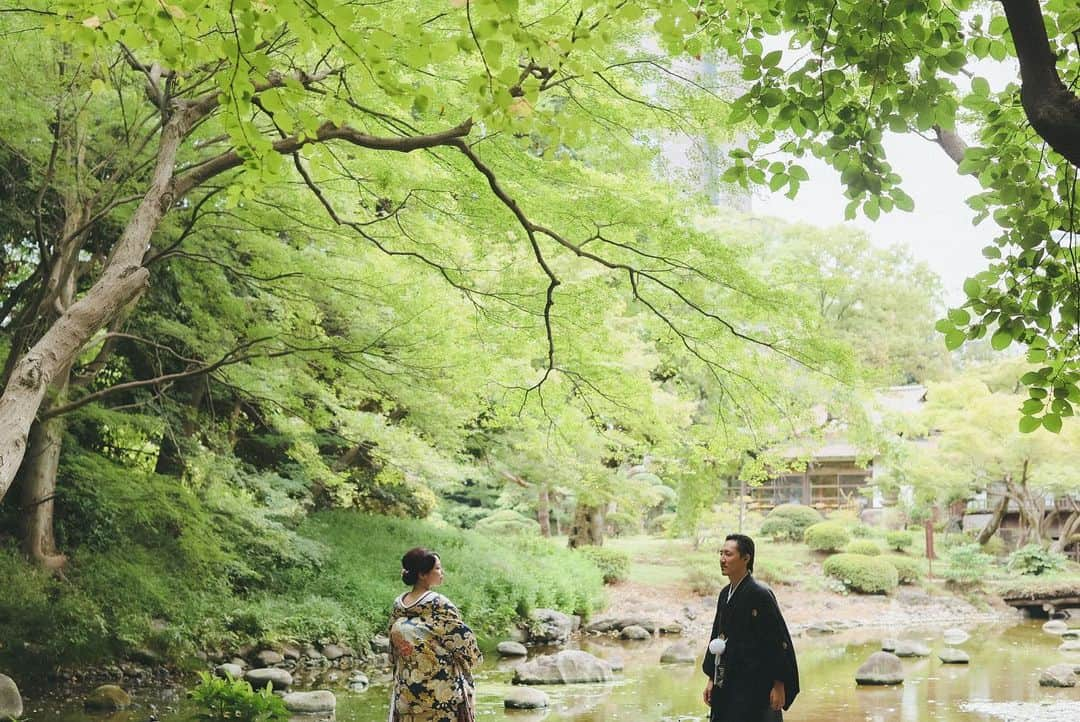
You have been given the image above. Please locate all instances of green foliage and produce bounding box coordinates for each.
[942,544,994,586]
[189,672,288,722]
[760,504,823,542]
[849,524,876,539]
[684,560,723,596]
[605,511,641,537]
[981,535,1008,557]
[754,557,798,586]
[885,531,914,552]
[822,553,899,594]
[844,540,882,556]
[1007,544,1067,576]
[882,555,924,585]
[473,509,541,536]
[804,521,851,553]
[576,546,630,585]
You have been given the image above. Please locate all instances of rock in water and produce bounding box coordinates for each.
[215,663,244,679]
[620,625,650,641]
[497,641,528,657]
[855,652,904,686]
[0,674,23,720]
[1039,664,1078,688]
[659,643,697,664]
[282,690,336,714]
[504,688,549,709]
[938,648,970,664]
[512,650,614,685]
[894,640,931,658]
[528,609,575,645]
[942,628,969,645]
[85,685,132,711]
[245,667,293,690]
[1042,620,1069,635]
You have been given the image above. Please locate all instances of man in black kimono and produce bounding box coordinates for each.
[702,533,799,722]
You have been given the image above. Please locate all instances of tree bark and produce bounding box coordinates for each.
[537,485,551,538]
[18,375,70,571]
[976,492,1010,545]
[1051,511,1080,554]
[0,113,191,501]
[567,502,603,548]
[1001,0,1080,167]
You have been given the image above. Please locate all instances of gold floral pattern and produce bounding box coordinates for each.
[388,591,482,722]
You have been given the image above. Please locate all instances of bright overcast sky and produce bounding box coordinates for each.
[753,131,997,306]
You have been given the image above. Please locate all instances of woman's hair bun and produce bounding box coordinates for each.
[400,547,438,586]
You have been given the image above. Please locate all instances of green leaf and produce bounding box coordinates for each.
[944,329,966,351]
[990,329,1012,350]
[1042,414,1063,433]
[1018,415,1041,433]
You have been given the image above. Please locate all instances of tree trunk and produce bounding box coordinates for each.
[18,381,70,571]
[537,485,551,538]
[567,502,603,548]
[0,115,191,501]
[155,379,206,475]
[1050,510,1080,554]
[976,493,1010,545]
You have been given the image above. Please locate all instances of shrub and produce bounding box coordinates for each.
[473,509,541,536]
[755,557,797,586]
[605,511,641,537]
[981,535,1008,557]
[845,540,882,556]
[577,546,631,584]
[1007,544,1067,576]
[885,531,914,552]
[822,553,899,594]
[684,560,723,596]
[760,504,824,542]
[648,512,676,535]
[942,543,993,585]
[804,521,851,553]
[882,555,923,584]
[189,671,288,722]
[850,524,876,538]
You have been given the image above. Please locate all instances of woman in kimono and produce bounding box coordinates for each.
[388,547,482,722]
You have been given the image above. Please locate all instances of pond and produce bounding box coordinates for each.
[21,620,1080,722]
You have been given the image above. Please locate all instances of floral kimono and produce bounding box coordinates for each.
[388,591,483,722]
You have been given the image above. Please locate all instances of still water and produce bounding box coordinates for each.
[24,621,1080,722]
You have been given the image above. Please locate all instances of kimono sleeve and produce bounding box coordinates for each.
[702,592,723,678]
[432,596,483,669]
[753,585,799,707]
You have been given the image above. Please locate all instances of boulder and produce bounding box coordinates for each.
[215,663,245,679]
[302,644,324,661]
[1060,640,1080,652]
[1062,630,1080,641]
[281,691,336,715]
[661,623,684,635]
[856,652,904,686]
[584,618,620,634]
[659,643,697,664]
[246,668,293,691]
[894,640,931,658]
[1039,664,1078,687]
[0,674,23,721]
[620,625,651,641]
[497,641,528,657]
[881,639,898,653]
[512,650,615,685]
[282,645,302,661]
[370,635,390,654]
[938,648,970,664]
[604,655,625,672]
[320,644,354,661]
[1042,620,1070,635]
[942,629,970,646]
[85,685,132,711]
[230,657,249,668]
[348,672,369,693]
[256,650,284,666]
[504,688,550,709]
[528,609,576,645]
[616,617,657,634]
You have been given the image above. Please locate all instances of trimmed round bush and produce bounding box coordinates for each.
[576,546,630,584]
[760,504,823,542]
[850,524,875,538]
[845,540,882,556]
[882,555,923,584]
[885,531,914,552]
[804,521,850,553]
[474,509,541,536]
[823,553,899,594]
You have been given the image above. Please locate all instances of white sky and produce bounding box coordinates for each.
[753,131,997,306]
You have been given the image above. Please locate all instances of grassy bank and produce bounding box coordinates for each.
[0,510,605,674]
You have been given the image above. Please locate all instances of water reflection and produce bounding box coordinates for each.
[25,620,1080,722]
